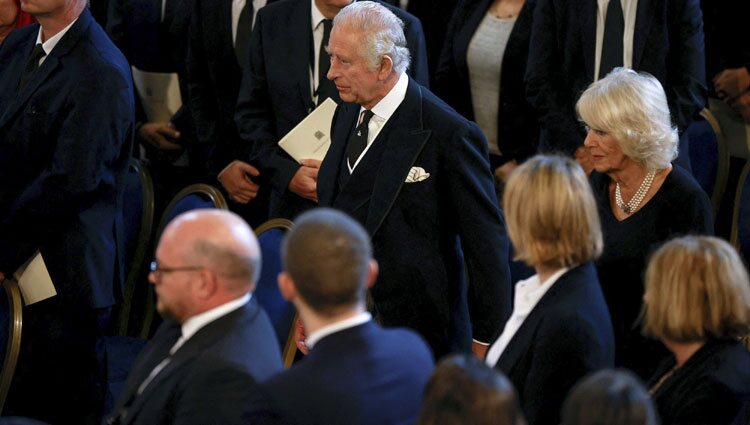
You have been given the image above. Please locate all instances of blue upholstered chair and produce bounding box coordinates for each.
[687,108,729,218]
[254,218,297,368]
[730,160,750,268]
[0,279,23,415]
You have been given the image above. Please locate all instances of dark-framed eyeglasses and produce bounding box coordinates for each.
[149,260,205,276]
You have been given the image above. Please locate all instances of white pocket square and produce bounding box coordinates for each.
[405,166,430,183]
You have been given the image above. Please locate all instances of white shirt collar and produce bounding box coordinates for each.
[311,0,326,31]
[366,72,409,122]
[170,293,252,354]
[305,312,372,349]
[36,17,79,57]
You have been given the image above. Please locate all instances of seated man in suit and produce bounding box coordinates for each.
[317,1,512,358]
[0,0,133,421]
[222,0,429,220]
[247,208,434,425]
[107,209,282,425]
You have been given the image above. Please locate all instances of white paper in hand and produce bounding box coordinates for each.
[278,98,338,163]
[13,251,56,306]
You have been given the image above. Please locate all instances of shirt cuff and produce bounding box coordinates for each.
[472,339,490,346]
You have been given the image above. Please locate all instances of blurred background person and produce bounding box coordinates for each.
[643,236,750,425]
[434,0,538,189]
[487,155,614,425]
[576,68,713,379]
[561,369,659,425]
[417,354,525,425]
[0,0,34,45]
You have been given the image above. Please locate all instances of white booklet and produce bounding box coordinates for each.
[13,251,56,306]
[131,66,182,123]
[278,98,338,163]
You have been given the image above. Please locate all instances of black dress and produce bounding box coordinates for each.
[590,165,713,378]
[648,338,750,425]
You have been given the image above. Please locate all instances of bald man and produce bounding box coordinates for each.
[107,209,282,425]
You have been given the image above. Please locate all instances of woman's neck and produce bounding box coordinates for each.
[663,339,706,368]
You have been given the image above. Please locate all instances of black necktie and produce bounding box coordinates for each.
[18,44,46,92]
[599,0,624,79]
[317,19,336,105]
[235,0,253,69]
[346,110,374,168]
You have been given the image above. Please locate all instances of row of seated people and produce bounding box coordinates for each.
[0,1,747,424]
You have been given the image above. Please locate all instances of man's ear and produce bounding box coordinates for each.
[196,268,219,299]
[378,55,394,81]
[366,259,379,289]
[277,271,298,302]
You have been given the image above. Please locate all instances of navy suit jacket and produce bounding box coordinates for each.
[108,298,283,425]
[233,0,430,219]
[525,0,706,155]
[492,262,615,425]
[434,0,538,164]
[317,78,512,357]
[247,321,434,425]
[0,10,133,308]
[649,338,750,425]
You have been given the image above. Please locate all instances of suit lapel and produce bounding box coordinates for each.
[319,103,358,206]
[363,81,430,236]
[632,0,656,69]
[453,0,493,81]
[220,0,234,60]
[288,0,314,112]
[0,10,91,129]
[581,0,597,81]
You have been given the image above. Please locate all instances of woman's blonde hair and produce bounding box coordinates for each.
[576,68,678,171]
[503,155,603,269]
[643,236,750,342]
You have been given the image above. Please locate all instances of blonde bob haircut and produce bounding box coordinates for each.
[503,155,603,269]
[643,236,750,343]
[576,68,678,171]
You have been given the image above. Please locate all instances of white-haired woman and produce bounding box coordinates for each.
[576,68,713,379]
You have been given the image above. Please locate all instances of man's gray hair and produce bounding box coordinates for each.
[333,1,411,75]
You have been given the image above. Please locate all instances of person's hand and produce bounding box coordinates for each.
[493,160,517,184]
[294,318,309,355]
[729,91,750,123]
[138,122,183,151]
[218,160,261,203]
[288,159,321,203]
[471,341,489,360]
[574,145,594,175]
[713,67,750,100]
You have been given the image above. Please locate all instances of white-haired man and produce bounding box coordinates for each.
[317,1,512,359]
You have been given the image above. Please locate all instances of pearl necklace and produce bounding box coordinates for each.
[615,170,656,214]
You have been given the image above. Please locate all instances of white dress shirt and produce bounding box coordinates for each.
[485,267,570,367]
[594,0,638,80]
[232,0,267,44]
[348,72,409,172]
[34,17,78,66]
[305,312,372,349]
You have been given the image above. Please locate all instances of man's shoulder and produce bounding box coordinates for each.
[409,81,477,134]
[258,0,306,20]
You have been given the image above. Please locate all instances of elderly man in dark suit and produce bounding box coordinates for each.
[317,1,512,358]
[247,208,434,425]
[525,0,706,172]
[106,209,282,425]
[0,0,133,421]
[221,0,429,220]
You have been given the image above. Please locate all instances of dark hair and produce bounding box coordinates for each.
[561,369,659,425]
[281,208,371,317]
[417,355,526,425]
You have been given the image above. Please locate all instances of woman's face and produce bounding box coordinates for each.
[583,127,633,174]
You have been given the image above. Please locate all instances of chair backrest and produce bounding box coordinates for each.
[730,160,750,267]
[117,159,155,336]
[687,108,730,217]
[139,184,229,339]
[0,279,23,415]
[254,218,297,368]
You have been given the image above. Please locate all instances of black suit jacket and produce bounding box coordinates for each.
[0,9,133,308]
[434,0,538,164]
[108,298,283,425]
[525,0,706,155]
[649,338,750,425]
[233,0,430,219]
[492,262,615,425]
[247,321,434,425]
[317,78,512,357]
